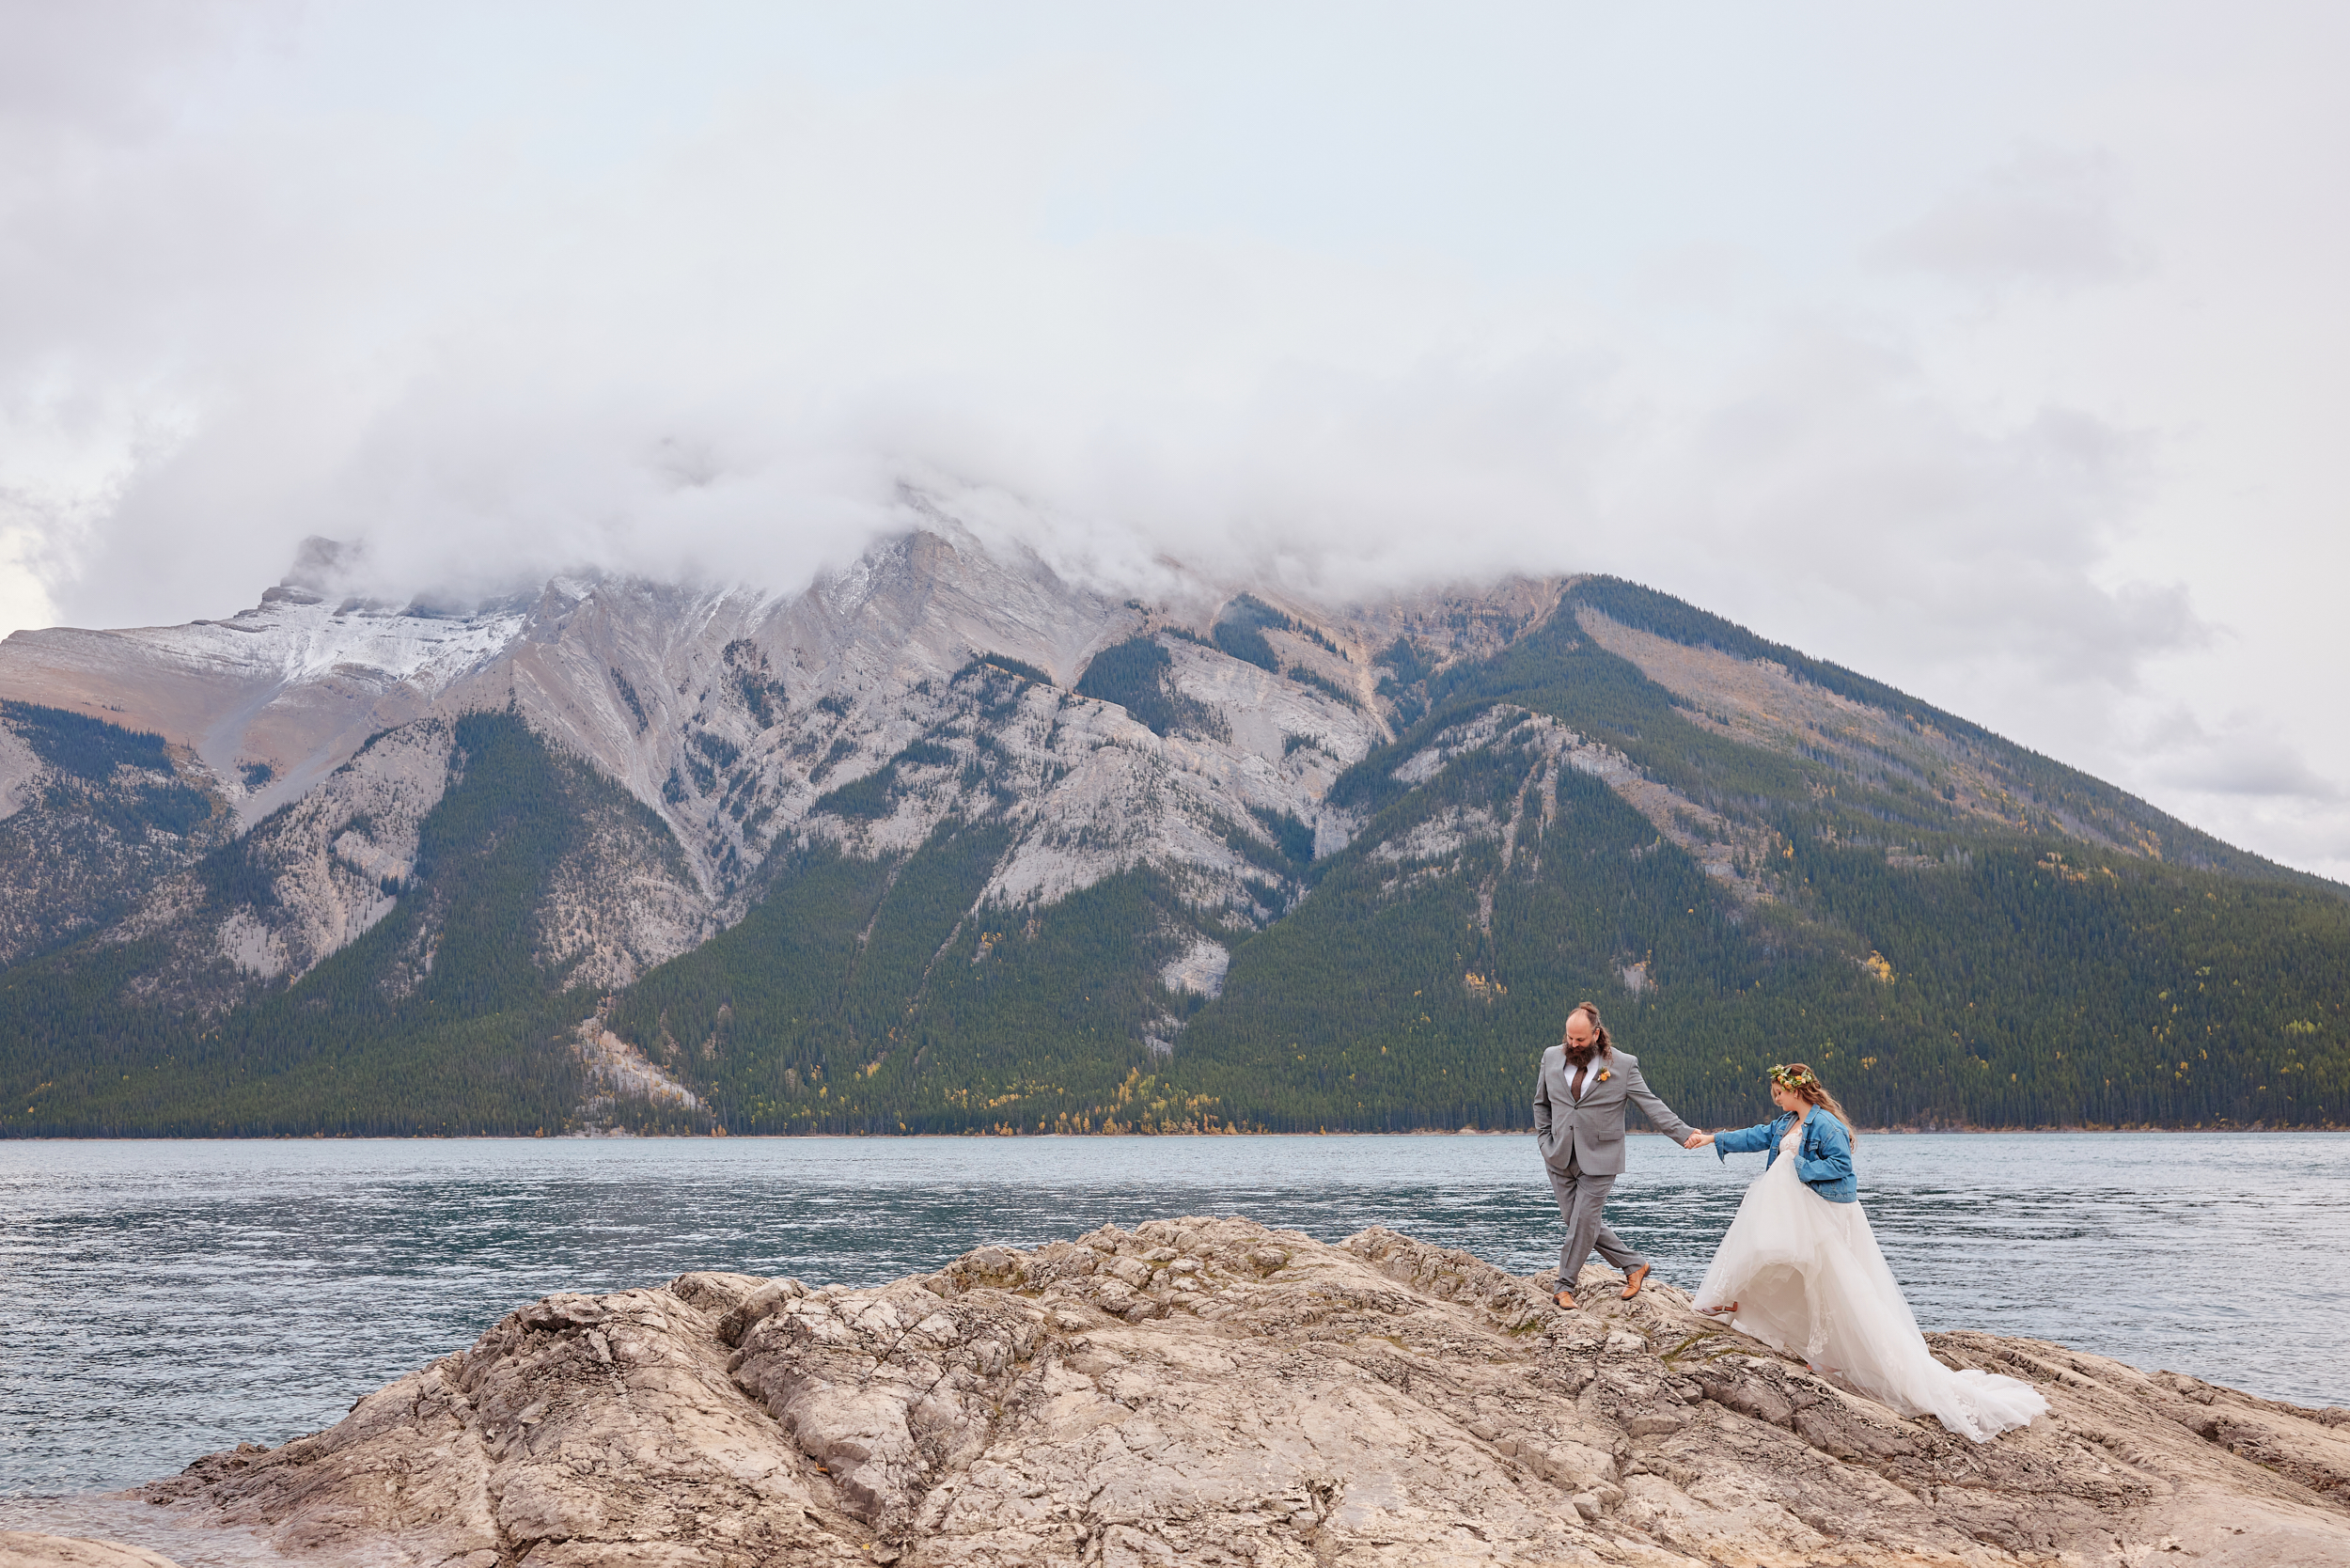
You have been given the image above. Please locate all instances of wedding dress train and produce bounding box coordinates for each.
[1691,1121,2046,1442]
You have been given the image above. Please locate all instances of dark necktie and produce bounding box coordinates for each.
[1570,1061,1587,1102]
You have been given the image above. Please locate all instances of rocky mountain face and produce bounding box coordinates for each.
[0,525,1515,993]
[0,702,218,969]
[108,1218,2350,1567]
[1,521,2343,1135]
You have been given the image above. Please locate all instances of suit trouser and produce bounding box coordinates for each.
[1547,1164,1647,1285]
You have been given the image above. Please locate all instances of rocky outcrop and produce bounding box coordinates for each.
[0,1536,184,1568]
[145,1218,2350,1568]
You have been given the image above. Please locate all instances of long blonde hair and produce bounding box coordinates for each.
[1768,1062,1856,1139]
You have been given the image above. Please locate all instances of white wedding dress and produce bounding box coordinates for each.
[1692,1118,2046,1442]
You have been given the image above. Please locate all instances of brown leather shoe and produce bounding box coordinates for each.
[1620,1262,1651,1299]
[1552,1287,1576,1310]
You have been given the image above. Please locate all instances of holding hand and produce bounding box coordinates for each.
[1683,1131,1715,1149]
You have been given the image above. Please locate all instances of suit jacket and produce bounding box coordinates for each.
[1532,1046,1693,1175]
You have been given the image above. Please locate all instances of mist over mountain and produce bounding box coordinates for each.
[0,525,2342,1137]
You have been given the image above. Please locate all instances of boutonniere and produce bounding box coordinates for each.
[1596,1069,1612,1084]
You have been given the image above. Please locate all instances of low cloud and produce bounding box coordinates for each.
[1602,327,2204,699]
[0,21,2175,673]
[0,5,2341,879]
[1870,146,2149,294]
[2141,707,2344,803]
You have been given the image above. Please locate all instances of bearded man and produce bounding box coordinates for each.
[1532,1000,1706,1309]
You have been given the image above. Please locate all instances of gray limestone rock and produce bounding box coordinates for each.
[143,1218,2350,1568]
[0,520,1589,1057]
[0,1536,185,1568]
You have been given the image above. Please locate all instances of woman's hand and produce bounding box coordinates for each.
[1683,1131,1714,1149]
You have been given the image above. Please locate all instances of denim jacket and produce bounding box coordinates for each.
[1713,1109,1856,1202]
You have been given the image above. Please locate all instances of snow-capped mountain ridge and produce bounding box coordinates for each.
[178,588,529,684]
[0,520,1561,1004]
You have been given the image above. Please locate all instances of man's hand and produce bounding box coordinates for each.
[1683,1132,1713,1150]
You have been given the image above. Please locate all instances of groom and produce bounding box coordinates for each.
[1533,1001,1705,1308]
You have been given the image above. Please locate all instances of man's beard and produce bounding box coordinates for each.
[1565,1043,1601,1068]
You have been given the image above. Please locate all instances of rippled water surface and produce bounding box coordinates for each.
[4,1132,2345,1508]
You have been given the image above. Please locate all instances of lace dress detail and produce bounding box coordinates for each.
[1692,1118,2046,1442]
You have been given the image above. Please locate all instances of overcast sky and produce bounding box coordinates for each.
[2,2,2345,879]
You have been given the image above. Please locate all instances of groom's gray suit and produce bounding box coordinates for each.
[1533,1045,1695,1289]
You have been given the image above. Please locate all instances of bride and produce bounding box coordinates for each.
[1688,1062,2046,1442]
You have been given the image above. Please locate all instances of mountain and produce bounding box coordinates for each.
[2,522,2343,1136]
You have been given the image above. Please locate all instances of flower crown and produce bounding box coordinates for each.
[1768,1062,1818,1091]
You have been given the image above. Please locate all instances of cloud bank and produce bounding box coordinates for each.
[1,2,2344,878]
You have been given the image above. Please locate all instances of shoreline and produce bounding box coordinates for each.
[4,1123,2345,1142]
